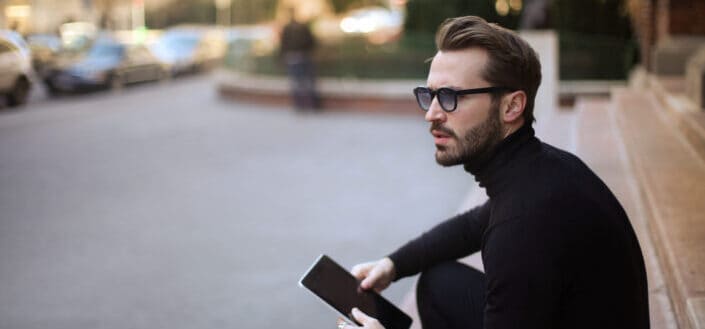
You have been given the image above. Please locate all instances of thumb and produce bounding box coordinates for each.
[360,270,379,290]
[351,308,374,325]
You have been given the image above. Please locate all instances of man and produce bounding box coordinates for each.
[338,16,649,329]
[280,8,319,111]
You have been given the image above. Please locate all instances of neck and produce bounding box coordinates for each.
[464,123,537,197]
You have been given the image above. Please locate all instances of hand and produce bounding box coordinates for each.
[351,257,396,293]
[337,308,386,329]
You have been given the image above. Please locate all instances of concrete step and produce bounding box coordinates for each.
[612,87,705,329]
[575,97,677,328]
[648,76,705,164]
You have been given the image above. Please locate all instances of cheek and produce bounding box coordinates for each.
[457,97,493,119]
[450,108,488,134]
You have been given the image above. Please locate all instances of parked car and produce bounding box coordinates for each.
[0,30,33,107]
[45,39,168,93]
[150,27,226,75]
[26,33,62,77]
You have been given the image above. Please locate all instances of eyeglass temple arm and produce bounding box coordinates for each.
[455,87,514,95]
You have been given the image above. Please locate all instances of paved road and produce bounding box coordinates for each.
[0,76,477,329]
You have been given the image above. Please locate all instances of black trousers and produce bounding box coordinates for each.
[416,261,486,329]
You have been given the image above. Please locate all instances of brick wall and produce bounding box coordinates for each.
[668,0,705,35]
[656,0,669,41]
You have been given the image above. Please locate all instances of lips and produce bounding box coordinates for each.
[432,130,451,138]
[431,127,454,145]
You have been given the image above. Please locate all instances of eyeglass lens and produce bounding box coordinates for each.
[415,88,457,112]
[416,88,432,110]
[437,89,456,111]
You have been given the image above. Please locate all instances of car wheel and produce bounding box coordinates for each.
[7,77,29,107]
[43,79,60,96]
[157,67,171,83]
[110,74,124,90]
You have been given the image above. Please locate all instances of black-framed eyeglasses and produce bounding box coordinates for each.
[413,86,514,112]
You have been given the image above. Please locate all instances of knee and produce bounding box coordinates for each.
[417,261,461,298]
[417,261,485,301]
[416,262,486,329]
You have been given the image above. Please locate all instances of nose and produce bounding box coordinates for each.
[424,96,446,123]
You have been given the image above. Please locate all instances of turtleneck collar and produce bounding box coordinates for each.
[464,123,538,197]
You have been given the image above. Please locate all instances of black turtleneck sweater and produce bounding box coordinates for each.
[389,124,649,329]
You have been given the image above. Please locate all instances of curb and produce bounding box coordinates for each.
[215,69,421,114]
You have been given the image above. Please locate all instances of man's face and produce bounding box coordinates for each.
[425,48,504,167]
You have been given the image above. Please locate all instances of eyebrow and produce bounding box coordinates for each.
[426,85,464,90]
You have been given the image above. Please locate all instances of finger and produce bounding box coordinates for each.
[337,318,351,329]
[351,262,372,280]
[360,265,383,290]
[360,273,376,290]
[351,307,374,325]
[337,318,359,329]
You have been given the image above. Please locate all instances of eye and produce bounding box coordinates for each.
[438,88,455,96]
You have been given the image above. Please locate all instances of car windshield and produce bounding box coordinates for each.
[28,35,61,47]
[159,34,199,52]
[87,43,124,59]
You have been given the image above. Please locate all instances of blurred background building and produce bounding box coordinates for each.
[0,0,174,34]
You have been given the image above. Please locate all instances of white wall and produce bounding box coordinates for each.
[519,30,559,119]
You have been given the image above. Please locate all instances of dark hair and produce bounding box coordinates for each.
[435,16,541,123]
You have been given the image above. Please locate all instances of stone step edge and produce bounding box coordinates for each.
[647,75,705,163]
[612,87,705,329]
[214,69,420,113]
[214,69,422,100]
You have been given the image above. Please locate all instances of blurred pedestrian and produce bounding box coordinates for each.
[519,0,550,29]
[338,16,649,329]
[280,8,319,111]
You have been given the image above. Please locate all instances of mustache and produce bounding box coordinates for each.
[430,123,456,138]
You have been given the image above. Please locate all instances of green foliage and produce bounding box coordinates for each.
[549,0,637,79]
[146,0,277,28]
[225,34,434,80]
[404,0,521,35]
[550,0,632,37]
[229,0,278,24]
[329,0,388,13]
[146,0,215,28]
[558,31,639,79]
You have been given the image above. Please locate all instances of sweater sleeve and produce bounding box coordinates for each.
[387,200,491,280]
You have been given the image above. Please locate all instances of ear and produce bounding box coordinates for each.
[500,90,527,124]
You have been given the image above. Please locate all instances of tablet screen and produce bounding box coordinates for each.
[299,255,412,329]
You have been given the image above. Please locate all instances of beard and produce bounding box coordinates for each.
[433,102,503,167]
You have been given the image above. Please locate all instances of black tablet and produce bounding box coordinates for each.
[299,254,412,329]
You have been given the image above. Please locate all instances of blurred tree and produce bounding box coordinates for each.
[404,0,521,35]
[549,0,632,37]
[230,0,277,24]
[548,0,638,80]
[146,0,277,28]
[146,0,215,28]
[329,0,387,14]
